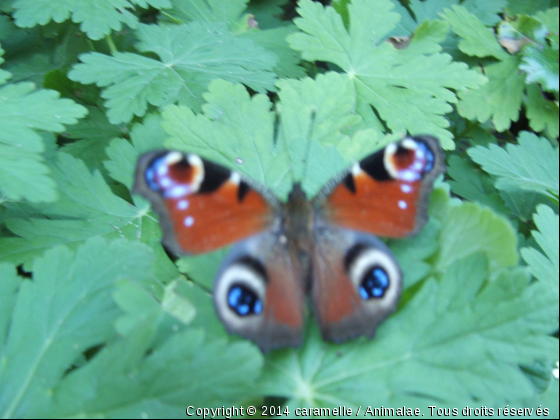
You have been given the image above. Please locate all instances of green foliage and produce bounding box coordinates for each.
[468,132,559,201]
[288,0,486,149]
[1,0,559,418]
[521,205,559,295]
[444,5,560,136]
[0,80,87,203]
[69,22,278,124]
[12,0,172,40]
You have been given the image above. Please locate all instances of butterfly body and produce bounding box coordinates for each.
[134,136,444,352]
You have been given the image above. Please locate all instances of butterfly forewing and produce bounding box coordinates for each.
[134,150,277,255]
[316,135,445,238]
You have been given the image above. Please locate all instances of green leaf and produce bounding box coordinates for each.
[526,83,559,138]
[69,22,278,124]
[12,0,172,41]
[3,53,55,85]
[0,151,157,267]
[258,254,557,411]
[429,187,519,273]
[50,329,262,418]
[459,56,526,131]
[275,72,367,196]
[442,6,509,59]
[0,44,12,84]
[461,0,507,26]
[447,154,510,218]
[468,132,559,200]
[105,113,168,189]
[0,263,20,346]
[0,82,87,202]
[241,26,306,79]
[0,238,153,418]
[162,79,291,196]
[410,0,459,24]
[389,218,441,288]
[520,38,560,93]
[288,0,486,149]
[246,0,289,29]
[165,0,247,25]
[521,205,559,296]
[505,0,559,16]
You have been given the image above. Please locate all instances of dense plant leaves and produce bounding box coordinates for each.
[165,0,306,80]
[521,205,559,296]
[443,6,525,131]
[0,151,158,267]
[468,132,559,201]
[445,5,560,135]
[0,81,87,203]
[520,31,559,93]
[525,83,559,137]
[506,0,559,16]
[50,328,262,418]
[12,0,172,40]
[447,155,510,218]
[0,238,153,418]
[69,22,278,124]
[288,0,487,149]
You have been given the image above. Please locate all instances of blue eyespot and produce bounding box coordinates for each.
[359,266,390,300]
[145,157,166,191]
[419,142,435,173]
[227,285,263,317]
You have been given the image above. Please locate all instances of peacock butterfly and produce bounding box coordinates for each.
[133,135,444,352]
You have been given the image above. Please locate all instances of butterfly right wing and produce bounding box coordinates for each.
[316,135,444,238]
[311,226,403,343]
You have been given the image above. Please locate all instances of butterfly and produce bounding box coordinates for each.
[133,136,444,352]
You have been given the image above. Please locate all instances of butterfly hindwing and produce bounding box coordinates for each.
[134,150,277,254]
[213,232,305,352]
[316,135,444,238]
[311,226,403,342]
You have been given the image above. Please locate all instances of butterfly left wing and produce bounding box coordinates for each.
[315,135,444,238]
[311,226,402,342]
[134,150,277,255]
[213,232,306,352]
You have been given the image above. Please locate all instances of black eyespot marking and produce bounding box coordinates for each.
[360,152,391,181]
[344,244,367,272]
[227,284,263,316]
[238,181,251,202]
[343,173,356,193]
[359,266,390,300]
[237,257,268,284]
[198,159,230,193]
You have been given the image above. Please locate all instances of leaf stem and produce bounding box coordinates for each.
[106,34,118,54]
[160,11,183,25]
